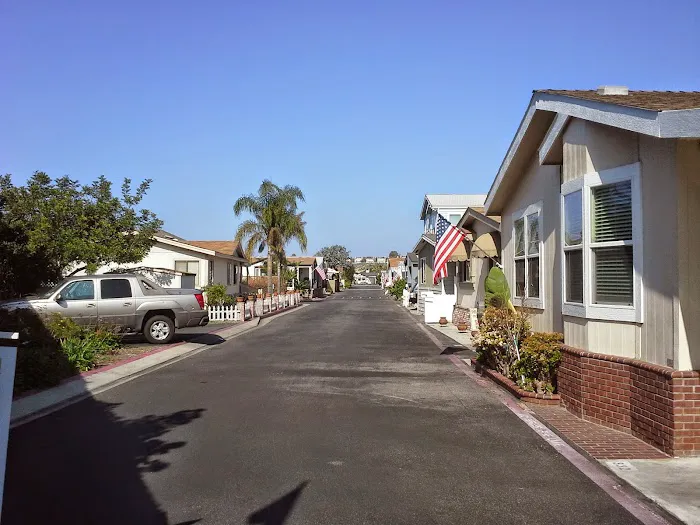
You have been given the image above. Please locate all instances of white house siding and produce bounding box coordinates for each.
[677,139,700,370]
[130,243,208,289]
[211,257,242,296]
[501,158,561,333]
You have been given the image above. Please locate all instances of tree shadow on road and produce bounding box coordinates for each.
[1,309,206,524]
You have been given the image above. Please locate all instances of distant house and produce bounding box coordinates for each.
[411,194,486,322]
[81,230,248,295]
[386,257,405,285]
[404,253,419,285]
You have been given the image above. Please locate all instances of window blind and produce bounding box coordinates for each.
[593,246,633,305]
[592,181,632,242]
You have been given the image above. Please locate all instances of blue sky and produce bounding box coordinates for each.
[2,1,698,257]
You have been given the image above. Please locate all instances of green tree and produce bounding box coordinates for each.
[343,264,355,287]
[0,172,162,298]
[315,245,350,269]
[234,181,307,294]
[389,250,399,257]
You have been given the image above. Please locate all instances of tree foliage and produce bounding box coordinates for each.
[389,250,399,257]
[0,172,162,299]
[315,245,350,269]
[234,180,307,293]
[484,266,515,312]
[343,264,355,286]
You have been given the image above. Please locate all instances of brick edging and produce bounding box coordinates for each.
[472,362,561,405]
[561,345,700,379]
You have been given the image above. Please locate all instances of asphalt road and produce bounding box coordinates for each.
[3,287,644,524]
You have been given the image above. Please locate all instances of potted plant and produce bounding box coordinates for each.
[236,295,245,303]
[457,321,468,333]
[247,294,256,302]
[439,316,448,326]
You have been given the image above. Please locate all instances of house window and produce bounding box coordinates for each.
[227,262,233,285]
[175,260,199,285]
[512,203,543,308]
[420,257,427,284]
[561,162,642,322]
[208,262,214,285]
[449,213,461,225]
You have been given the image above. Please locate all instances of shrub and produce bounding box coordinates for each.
[475,306,531,378]
[203,284,230,306]
[512,332,563,394]
[1,311,122,394]
[388,278,406,300]
[484,267,514,311]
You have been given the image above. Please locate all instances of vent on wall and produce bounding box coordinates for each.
[597,85,629,96]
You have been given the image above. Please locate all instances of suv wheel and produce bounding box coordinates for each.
[144,315,175,344]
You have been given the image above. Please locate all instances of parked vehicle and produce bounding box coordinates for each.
[0,274,208,344]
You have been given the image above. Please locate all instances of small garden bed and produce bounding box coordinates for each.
[471,360,560,405]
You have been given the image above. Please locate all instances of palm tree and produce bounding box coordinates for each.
[234,181,308,294]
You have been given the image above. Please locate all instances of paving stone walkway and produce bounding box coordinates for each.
[530,404,669,460]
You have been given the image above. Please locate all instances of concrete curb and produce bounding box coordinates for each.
[10,304,307,428]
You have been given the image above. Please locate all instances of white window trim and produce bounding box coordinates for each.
[560,162,643,323]
[512,201,544,310]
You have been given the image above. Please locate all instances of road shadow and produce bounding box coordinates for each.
[247,481,309,525]
[1,309,205,524]
[440,345,475,358]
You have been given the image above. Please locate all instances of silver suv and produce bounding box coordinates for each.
[1,274,209,344]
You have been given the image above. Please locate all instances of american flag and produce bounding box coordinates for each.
[433,214,466,285]
[315,265,326,280]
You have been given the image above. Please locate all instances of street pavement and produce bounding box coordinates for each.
[4,287,648,524]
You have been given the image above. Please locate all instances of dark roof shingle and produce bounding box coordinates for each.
[537,90,700,111]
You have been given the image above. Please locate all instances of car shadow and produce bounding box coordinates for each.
[1,309,206,524]
[247,481,309,525]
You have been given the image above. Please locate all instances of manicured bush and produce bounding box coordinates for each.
[475,306,531,378]
[203,284,232,306]
[512,332,563,394]
[388,278,406,300]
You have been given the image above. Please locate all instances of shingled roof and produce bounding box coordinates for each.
[536,90,700,111]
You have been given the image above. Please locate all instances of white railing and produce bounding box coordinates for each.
[0,332,19,519]
[207,292,302,323]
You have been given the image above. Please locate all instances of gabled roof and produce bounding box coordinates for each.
[485,88,700,214]
[388,257,403,268]
[187,240,242,255]
[420,194,487,219]
[155,235,248,262]
[286,256,315,266]
[412,233,436,254]
[405,253,419,264]
[457,207,501,232]
[537,89,700,111]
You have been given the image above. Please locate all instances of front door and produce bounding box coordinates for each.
[50,279,99,325]
[98,278,137,330]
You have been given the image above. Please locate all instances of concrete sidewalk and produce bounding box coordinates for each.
[11,305,306,427]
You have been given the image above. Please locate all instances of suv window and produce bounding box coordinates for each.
[101,279,132,299]
[61,280,95,301]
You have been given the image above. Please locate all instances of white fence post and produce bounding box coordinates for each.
[0,332,19,519]
[255,296,264,317]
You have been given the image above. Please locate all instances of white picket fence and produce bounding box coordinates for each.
[207,292,302,323]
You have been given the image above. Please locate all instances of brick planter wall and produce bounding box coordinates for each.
[452,306,473,329]
[559,346,700,457]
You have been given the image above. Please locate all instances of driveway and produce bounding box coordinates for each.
[3,288,646,524]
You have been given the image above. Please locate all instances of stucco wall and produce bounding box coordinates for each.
[677,139,700,370]
[501,157,561,332]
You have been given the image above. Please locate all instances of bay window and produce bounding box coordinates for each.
[512,202,543,308]
[561,162,642,322]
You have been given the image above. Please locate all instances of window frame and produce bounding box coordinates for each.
[227,262,233,286]
[458,259,471,283]
[420,257,427,284]
[512,202,544,309]
[560,162,643,323]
